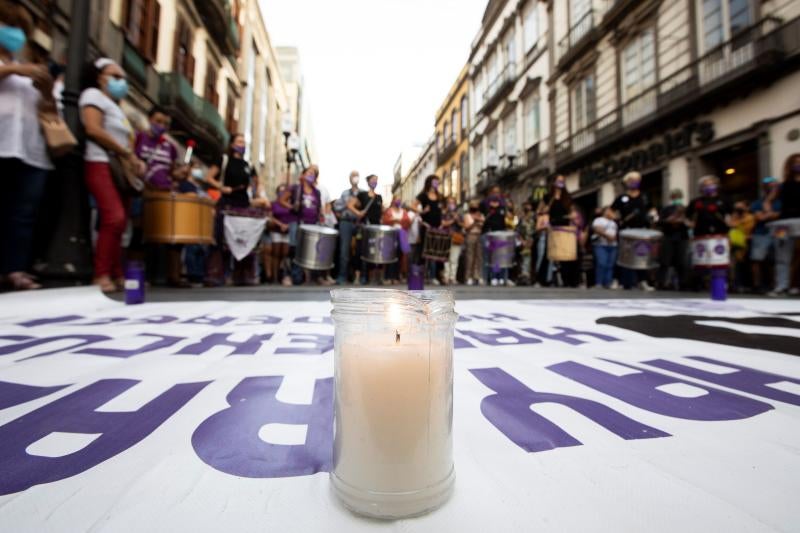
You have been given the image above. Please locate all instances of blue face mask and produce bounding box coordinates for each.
[0,25,26,54]
[106,77,129,100]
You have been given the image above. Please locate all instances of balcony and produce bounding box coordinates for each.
[437,138,458,165]
[555,15,795,171]
[193,0,239,56]
[159,73,228,158]
[480,62,516,115]
[556,10,601,71]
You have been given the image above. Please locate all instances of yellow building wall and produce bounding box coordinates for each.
[435,65,470,200]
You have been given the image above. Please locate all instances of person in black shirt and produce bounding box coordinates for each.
[612,171,655,290]
[347,174,384,284]
[658,188,690,289]
[540,175,580,287]
[412,175,444,284]
[774,154,800,295]
[480,185,509,286]
[685,176,731,237]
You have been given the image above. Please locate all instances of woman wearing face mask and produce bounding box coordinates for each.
[774,154,800,296]
[348,174,383,284]
[268,184,292,285]
[441,197,464,285]
[480,186,509,286]
[279,165,323,285]
[611,171,655,291]
[463,200,485,285]
[382,195,412,284]
[79,58,144,292]
[541,176,580,287]
[202,134,258,286]
[334,171,362,284]
[0,3,54,290]
[412,174,444,284]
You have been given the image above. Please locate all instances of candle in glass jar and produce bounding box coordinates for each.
[330,290,455,519]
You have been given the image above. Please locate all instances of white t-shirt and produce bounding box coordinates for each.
[0,60,53,170]
[79,87,133,163]
[408,211,421,245]
[592,216,618,246]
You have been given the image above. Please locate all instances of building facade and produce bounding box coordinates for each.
[550,0,800,216]
[434,65,471,203]
[400,137,437,205]
[467,0,551,206]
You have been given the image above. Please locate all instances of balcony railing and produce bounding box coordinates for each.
[193,0,239,56]
[159,73,228,150]
[556,10,600,68]
[555,15,793,167]
[480,62,516,114]
[437,138,458,165]
[122,42,147,86]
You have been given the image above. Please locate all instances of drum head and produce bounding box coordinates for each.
[620,229,662,239]
[300,224,338,236]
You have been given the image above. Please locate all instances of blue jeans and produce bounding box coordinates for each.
[337,220,356,282]
[535,232,554,284]
[593,244,618,287]
[184,245,207,282]
[0,158,48,274]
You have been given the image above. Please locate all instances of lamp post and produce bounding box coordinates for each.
[281,111,295,185]
[38,0,93,283]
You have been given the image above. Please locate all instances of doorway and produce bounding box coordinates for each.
[700,140,759,202]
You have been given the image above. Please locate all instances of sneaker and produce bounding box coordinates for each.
[506,279,516,287]
[609,280,621,290]
[466,279,474,286]
[639,281,655,292]
[432,278,441,286]
[478,278,486,286]
[768,289,787,297]
[532,282,542,288]
[789,288,800,296]
[491,278,499,287]
[281,276,292,287]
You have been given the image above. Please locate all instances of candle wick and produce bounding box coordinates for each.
[395,330,400,344]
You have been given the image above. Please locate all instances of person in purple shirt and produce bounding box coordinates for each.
[134,106,187,190]
[278,165,324,285]
[268,184,292,285]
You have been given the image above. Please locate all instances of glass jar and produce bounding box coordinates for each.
[330,289,456,519]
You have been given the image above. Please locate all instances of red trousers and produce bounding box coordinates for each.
[84,162,128,279]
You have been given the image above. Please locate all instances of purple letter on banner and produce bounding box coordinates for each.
[0,379,209,495]
[0,381,69,410]
[548,360,773,420]
[470,367,669,453]
[522,327,620,346]
[645,356,800,407]
[175,333,273,356]
[275,334,334,355]
[0,334,110,359]
[75,333,184,358]
[16,315,83,327]
[181,315,236,326]
[192,376,333,477]
[458,328,543,347]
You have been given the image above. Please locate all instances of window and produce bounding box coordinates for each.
[123,0,160,61]
[450,164,458,198]
[487,52,498,87]
[473,145,483,176]
[205,64,219,107]
[523,2,538,52]
[174,18,194,83]
[460,96,468,132]
[622,29,656,101]
[487,129,499,167]
[259,70,271,165]
[503,112,517,156]
[444,121,450,145]
[701,0,751,51]
[504,31,516,69]
[226,87,237,133]
[460,152,469,200]
[451,109,458,141]
[474,72,484,111]
[243,41,256,156]
[572,74,595,132]
[523,93,540,148]
[569,0,592,44]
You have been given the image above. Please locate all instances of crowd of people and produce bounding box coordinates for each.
[2,3,799,295]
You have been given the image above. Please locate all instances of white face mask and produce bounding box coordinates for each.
[191,168,204,180]
[350,177,359,186]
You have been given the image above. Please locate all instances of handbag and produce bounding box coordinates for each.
[108,153,145,196]
[38,107,78,158]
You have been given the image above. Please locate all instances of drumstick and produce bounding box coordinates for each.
[184,140,196,165]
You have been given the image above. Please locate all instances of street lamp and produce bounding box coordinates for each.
[282,112,296,185]
[286,131,300,184]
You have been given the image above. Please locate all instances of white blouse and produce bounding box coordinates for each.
[0,60,53,170]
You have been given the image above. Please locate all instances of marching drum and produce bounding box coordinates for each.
[222,207,268,261]
[691,234,730,268]
[360,225,399,265]
[422,228,452,263]
[486,231,516,269]
[295,224,339,271]
[547,226,578,262]
[617,229,663,270]
[143,191,215,244]
[767,218,800,238]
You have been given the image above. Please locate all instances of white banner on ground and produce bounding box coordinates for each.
[0,288,799,532]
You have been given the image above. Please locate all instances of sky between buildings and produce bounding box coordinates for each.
[259,0,488,195]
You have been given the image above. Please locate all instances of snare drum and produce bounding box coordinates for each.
[767,218,800,239]
[617,229,663,270]
[547,226,577,262]
[486,231,516,269]
[361,225,399,265]
[295,224,339,270]
[143,191,215,244]
[422,228,452,263]
[692,234,730,268]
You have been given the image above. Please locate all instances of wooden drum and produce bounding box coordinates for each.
[143,191,215,245]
